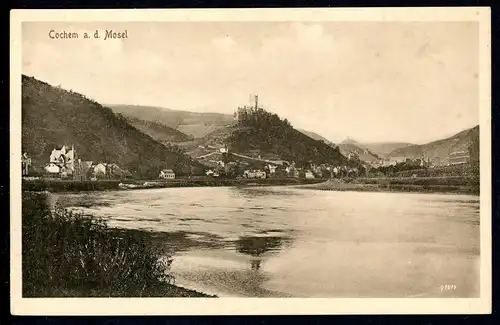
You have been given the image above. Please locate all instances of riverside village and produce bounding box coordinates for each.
[22,94,477,192]
[19,17,483,302]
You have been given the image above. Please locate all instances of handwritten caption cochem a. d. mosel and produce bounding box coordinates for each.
[48,29,128,40]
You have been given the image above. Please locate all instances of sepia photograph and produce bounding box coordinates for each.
[10,8,491,315]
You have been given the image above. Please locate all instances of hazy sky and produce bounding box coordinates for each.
[22,21,479,144]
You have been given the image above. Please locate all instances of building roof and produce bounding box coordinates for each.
[161,169,175,173]
[81,161,93,169]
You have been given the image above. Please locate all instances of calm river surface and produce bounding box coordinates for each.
[56,186,480,298]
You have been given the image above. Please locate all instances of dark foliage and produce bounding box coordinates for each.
[373,164,479,178]
[21,75,205,179]
[229,106,348,167]
[22,192,213,297]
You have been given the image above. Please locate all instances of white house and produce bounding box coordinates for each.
[93,163,107,177]
[159,169,176,179]
[244,170,266,179]
[44,162,61,174]
[267,164,277,174]
[305,171,315,179]
[219,145,228,153]
[347,152,359,161]
[50,145,77,172]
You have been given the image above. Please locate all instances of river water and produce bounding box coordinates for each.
[55,186,480,298]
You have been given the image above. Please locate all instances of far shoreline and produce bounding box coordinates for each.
[21,177,326,193]
[22,176,479,196]
[295,179,479,196]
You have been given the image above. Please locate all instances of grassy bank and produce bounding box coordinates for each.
[22,191,215,297]
[300,177,479,195]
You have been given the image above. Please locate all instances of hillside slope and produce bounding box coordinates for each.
[108,104,235,139]
[361,142,414,158]
[298,129,334,146]
[120,115,193,143]
[186,107,350,167]
[338,141,380,163]
[388,126,479,165]
[22,75,204,178]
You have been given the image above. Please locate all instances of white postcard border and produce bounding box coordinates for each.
[10,7,492,315]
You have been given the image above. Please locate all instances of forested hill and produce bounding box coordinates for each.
[21,75,205,178]
[227,107,349,166]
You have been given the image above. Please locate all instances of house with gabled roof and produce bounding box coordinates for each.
[159,169,176,179]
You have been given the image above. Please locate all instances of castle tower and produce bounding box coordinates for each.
[234,108,239,122]
[248,93,259,110]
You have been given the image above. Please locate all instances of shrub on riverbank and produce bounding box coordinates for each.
[22,191,213,297]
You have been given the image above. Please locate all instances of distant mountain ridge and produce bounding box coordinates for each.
[337,143,380,163]
[298,129,334,146]
[22,75,204,178]
[298,131,381,163]
[361,142,415,158]
[108,104,235,139]
[120,114,193,143]
[341,138,362,146]
[388,125,479,165]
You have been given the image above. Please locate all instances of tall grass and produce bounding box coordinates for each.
[22,192,211,297]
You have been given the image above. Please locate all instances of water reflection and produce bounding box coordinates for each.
[236,236,286,256]
[56,187,480,298]
[231,186,306,198]
[236,235,289,271]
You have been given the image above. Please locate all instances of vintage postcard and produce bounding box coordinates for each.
[10,8,491,315]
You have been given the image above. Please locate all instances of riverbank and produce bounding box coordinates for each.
[22,179,122,192]
[121,177,325,190]
[22,191,216,298]
[298,177,479,195]
[22,177,326,192]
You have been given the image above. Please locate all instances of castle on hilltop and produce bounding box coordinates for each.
[234,94,261,122]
